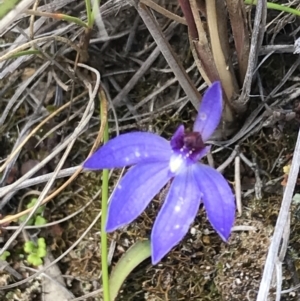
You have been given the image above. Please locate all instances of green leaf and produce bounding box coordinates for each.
[109,240,151,301]
[18,214,34,225]
[26,198,44,214]
[0,251,10,261]
[37,248,47,258]
[28,219,34,225]
[36,206,45,215]
[27,198,38,208]
[18,215,27,223]
[37,237,46,249]
[34,216,47,226]
[24,241,36,253]
[27,218,34,225]
[27,254,43,266]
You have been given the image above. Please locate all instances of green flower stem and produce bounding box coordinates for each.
[244,0,300,17]
[26,10,88,28]
[100,98,110,301]
[56,13,89,28]
[85,0,101,29]
[109,240,151,301]
[91,0,101,28]
[85,0,93,28]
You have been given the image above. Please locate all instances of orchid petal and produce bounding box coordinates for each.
[170,125,184,150]
[84,132,172,169]
[195,145,211,161]
[106,161,172,232]
[193,164,235,241]
[193,82,223,141]
[151,167,201,264]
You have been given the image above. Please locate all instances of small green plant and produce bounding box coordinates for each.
[18,198,47,226]
[0,251,10,261]
[24,238,47,266]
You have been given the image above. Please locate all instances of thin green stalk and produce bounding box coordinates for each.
[55,13,88,28]
[244,0,300,17]
[26,10,88,28]
[9,49,41,58]
[100,100,110,301]
[91,0,101,27]
[85,0,93,28]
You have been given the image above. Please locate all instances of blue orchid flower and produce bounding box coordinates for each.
[84,81,235,264]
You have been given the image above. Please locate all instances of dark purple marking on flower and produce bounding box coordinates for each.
[170,129,207,167]
[183,132,205,151]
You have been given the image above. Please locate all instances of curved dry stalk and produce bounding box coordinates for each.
[0,0,35,36]
[0,91,87,173]
[217,146,239,173]
[35,106,85,147]
[112,45,162,106]
[140,0,187,25]
[29,0,40,40]
[179,0,239,122]
[4,188,101,230]
[0,64,108,226]
[1,139,85,251]
[256,128,300,300]
[131,63,196,111]
[134,1,201,109]
[0,36,82,63]
[0,168,84,226]
[189,35,210,84]
[0,115,45,187]
[178,0,197,39]
[206,0,240,122]
[0,62,50,125]
[0,166,80,195]
[206,0,239,103]
[0,63,100,249]
[188,0,219,83]
[226,0,250,83]
[0,99,94,255]
[238,0,267,105]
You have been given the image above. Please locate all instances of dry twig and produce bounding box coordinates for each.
[256,128,300,300]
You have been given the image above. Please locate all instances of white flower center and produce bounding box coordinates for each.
[169,154,184,173]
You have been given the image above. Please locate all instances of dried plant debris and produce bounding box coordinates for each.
[2,0,300,300]
[214,221,271,301]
